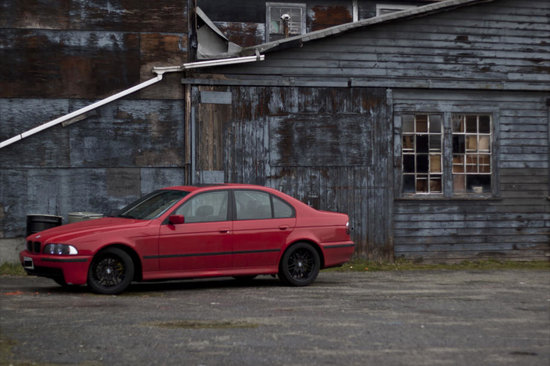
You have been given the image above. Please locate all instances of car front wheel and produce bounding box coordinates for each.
[87,247,134,294]
[279,242,320,286]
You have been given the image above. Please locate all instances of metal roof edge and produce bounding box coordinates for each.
[196,6,229,41]
[241,0,495,55]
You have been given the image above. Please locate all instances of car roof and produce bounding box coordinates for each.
[161,183,274,193]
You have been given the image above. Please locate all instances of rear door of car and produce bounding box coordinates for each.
[231,189,296,271]
[157,190,232,273]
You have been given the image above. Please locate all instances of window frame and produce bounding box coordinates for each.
[171,190,230,223]
[451,114,493,195]
[401,113,444,195]
[397,110,498,199]
[266,2,306,42]
[233,189,296,221]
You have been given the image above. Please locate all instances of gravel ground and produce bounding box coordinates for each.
[1,270,549,366]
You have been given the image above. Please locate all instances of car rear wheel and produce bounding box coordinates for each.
[279,242,320,286]
[87,247,134,294]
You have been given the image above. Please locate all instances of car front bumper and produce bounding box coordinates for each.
[19,250,91,285]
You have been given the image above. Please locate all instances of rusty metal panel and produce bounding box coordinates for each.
[68,0,187,32]
[0,99,71,167]
[0,29,141,99]
[139,33,187,100]
[214,22,265,48]
[309,5,352,32]
[0,0,71,29]
[68,99,185,168]
[0,167,185,237]
[1,0,187,32]
[269,114,370,167]
[0,98,185,169]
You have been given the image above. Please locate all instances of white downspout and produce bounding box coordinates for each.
[0,55,264,149]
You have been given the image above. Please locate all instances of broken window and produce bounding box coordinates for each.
[452,114,492,194]
[400,112,493,197]
[402,114,443,194]
[266,2,306,42]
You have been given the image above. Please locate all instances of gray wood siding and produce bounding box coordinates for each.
[393,90,549,261]
[209,0,549,91]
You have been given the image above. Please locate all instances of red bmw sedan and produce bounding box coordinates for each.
[20,184,354,294]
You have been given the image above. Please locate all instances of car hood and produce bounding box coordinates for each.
[27,217,150,244]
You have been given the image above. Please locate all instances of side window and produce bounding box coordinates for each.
[235,190,272,220]
[273,196,294,218]
[174,191,228,223]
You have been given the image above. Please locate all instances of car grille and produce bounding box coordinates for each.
[27,241,42,253]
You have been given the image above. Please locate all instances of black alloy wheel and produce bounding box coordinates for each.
[87,247,134,294]
[279,242,320,286]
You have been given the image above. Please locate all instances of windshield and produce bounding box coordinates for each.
[117,190,189,220]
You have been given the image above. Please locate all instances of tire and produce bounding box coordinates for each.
[87,247,134,294]
[278,242,320,286]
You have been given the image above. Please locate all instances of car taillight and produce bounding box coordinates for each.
[346,221,350,235]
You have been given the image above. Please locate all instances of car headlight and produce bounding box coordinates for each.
[43,244,79,255]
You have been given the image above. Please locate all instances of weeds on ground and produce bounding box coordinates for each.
[327,258,550,272]
[1,258,548,276]
[0,263,26,276]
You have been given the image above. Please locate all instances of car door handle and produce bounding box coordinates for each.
[219,228,231,234]
[279,225,289,230]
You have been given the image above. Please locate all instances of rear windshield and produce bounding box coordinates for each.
[117,190,189,220]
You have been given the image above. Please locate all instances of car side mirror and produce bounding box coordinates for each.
[169,215,185,225]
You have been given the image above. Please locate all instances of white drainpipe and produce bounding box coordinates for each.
[0,54,264,149]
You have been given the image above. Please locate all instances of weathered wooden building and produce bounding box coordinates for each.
[1,0,548,262]
[185,0,550,260]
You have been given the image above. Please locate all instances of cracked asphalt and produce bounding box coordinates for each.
[1,270,549,365]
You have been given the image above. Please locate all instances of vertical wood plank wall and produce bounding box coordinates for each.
[195,86,393,260]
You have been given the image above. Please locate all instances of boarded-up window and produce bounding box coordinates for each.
[402,114,443,194]
[452,114,492,194]
[266,2,306,42]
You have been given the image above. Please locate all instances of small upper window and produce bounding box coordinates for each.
[376,4,417,16]
[266,2,306,42]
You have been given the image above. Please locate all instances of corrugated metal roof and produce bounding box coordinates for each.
[241,0,495,56]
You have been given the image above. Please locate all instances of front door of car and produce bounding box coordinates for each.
[158,190,232,273]
[231,190,296,271]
